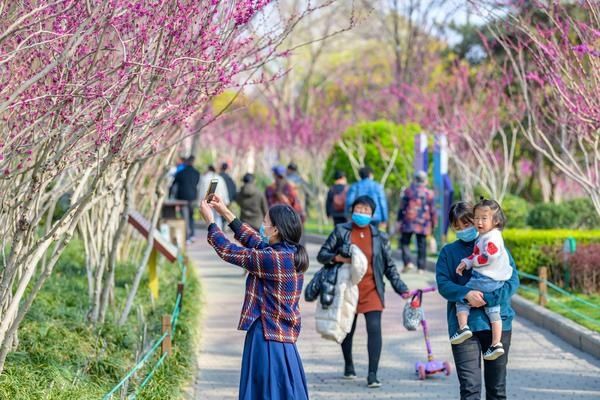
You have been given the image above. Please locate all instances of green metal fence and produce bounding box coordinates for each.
[517,270,600,329]
[103,254,187,400]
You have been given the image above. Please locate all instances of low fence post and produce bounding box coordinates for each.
[162,314,172,355]
[177,283,185,311]
[538,266,548,306]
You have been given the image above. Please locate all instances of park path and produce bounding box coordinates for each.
[188,231,600,400]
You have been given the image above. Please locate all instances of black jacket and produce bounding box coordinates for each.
[316,222,408,305]
[170,165,200,201]
[220,172,237,202]
[235,182,268,230]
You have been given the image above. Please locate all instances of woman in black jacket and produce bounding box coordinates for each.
[317,195,409,388]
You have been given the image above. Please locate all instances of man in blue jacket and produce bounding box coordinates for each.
[345,166,388,228]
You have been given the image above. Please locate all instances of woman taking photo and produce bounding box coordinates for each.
[200,195,309,400]
[317,195,410,388]
[436,201,519,400]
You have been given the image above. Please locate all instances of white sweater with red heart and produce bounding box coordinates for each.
[461,228,512,282]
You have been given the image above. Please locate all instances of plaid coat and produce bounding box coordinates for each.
[207,219,304,343]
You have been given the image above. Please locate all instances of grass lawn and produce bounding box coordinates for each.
[518,285,600,333]
[0,240,200,399]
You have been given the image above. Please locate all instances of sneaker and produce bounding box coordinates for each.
[417,269,425,275]
[450,325,473,345]
[483,343,505,360]
[343,365,356,380]
[367,372,381,388]
[402,262,416,273]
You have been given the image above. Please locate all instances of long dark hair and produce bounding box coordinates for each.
[268,205,309,273]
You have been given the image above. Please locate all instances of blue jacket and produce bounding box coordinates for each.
[435,238,519,336]
[345,178,388,223]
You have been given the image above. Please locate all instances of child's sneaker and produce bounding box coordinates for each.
[483,343,505,360]
[450,325,473,345]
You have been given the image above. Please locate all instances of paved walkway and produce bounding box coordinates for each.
[189,232,600,399]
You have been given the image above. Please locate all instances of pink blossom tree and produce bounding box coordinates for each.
[0,0,336,372]
[492,0,600,214]
[402,59,524,202]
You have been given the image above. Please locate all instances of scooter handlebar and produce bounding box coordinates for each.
[407,286,436,296]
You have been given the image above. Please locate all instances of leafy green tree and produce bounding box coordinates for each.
[324,120,419,192]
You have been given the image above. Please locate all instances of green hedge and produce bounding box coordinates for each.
[527,198,600,229]
[504,229,600,275]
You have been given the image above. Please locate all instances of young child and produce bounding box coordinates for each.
[450,199,512,360]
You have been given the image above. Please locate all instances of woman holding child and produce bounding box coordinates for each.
[436,200,519,400]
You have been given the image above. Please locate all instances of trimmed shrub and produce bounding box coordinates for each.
[526,202,572,229]
[324,120,419,191]
[563,198,600,229]
[501,195,531,229]
[503,229,600,275]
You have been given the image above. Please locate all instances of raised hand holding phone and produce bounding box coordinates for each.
[206,194,236,224]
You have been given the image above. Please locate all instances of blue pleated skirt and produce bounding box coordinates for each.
[239,319,309,400]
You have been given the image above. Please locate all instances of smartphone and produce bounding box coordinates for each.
[205,178,219,202]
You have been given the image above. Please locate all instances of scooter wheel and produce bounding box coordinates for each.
[443,361,452,376]
[417,364,426,380]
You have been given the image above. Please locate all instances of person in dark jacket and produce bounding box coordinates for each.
[317,195,410,389]
[220,162,237,205]
[326,170,348,226]
[170,156,200,240]
[235,173,268,230]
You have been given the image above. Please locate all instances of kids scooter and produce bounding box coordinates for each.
[404,286,452,380]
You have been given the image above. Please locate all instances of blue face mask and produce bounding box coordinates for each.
[352,213,372,227]
[259,224,271,244]
[456,226,479,242]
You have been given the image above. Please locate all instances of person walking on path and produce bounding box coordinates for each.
[345,166,388,230]
[326,170,349,226]
[397,171,437,274]
[287,162,313,217]
[169,156,200,241]
[265,165,305,222]
[199,165,229,229]
[200,194,310,400]
[235,173,268,230]
[436,201,519,400]
[317,195,410,389]
[220,162,237,204]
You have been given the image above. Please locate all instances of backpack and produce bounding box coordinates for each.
[332,186,348,212]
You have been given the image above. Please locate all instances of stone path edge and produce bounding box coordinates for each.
[512,295,600,359]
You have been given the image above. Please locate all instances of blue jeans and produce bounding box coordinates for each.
[456,303,502,323]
